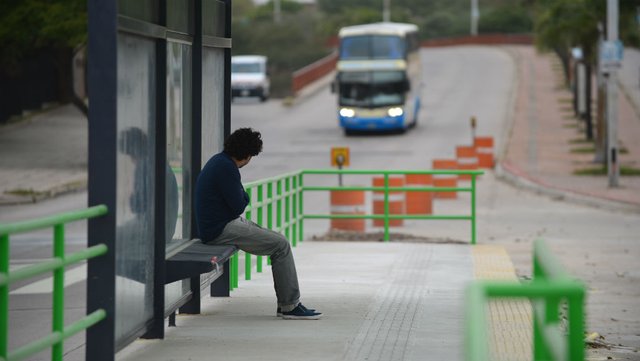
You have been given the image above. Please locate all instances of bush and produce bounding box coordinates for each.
[232,4,331,97]
[479,6,533,34]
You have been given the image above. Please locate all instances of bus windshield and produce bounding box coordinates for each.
[340,35,405,60]
[232,62,262,73]
[338,71,407,108]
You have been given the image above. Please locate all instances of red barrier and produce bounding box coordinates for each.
[291,51,338,95]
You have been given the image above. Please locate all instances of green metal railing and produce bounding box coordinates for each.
[465,239,586,361]
[231,171,304,287]
[0,205,109,361]
[230,168,482,289]
[301,169,483,244]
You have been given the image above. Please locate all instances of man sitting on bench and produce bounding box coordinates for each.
[195,128,322,320]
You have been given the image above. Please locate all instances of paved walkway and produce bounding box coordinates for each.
[116,242,525,361]
[499,46,640,212]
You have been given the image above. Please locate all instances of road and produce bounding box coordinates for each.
[3,46,639,360]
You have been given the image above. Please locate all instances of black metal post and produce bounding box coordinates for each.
[86,0,118,359]
[142,0,168,339]
[210,261,231,297]
[184,0,204,314]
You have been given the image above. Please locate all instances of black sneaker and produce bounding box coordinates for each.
[281,304,322,320]
[277,305,315,317]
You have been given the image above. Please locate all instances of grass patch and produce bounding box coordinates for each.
[557,98,573,104]
[4,188,44,197]
[574,165,640,176]
[560,106,574,113]
[563,123,579,128]
[570,146,595,154]
[569,138,592,144]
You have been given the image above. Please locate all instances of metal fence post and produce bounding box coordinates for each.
[471,174,477,245]
[257,184,264,272]
[383,172,390,242]
[292,176,298,247]
[568,292,585,361]
[52,224,65,361]
[0,234,8,360]
[298,172,304,243]
[285,177,291,242]
[245,187,253,281]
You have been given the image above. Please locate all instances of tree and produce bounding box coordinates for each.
[0,0,87,120]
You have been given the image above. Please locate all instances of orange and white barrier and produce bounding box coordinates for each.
[474,136,494,169]
[432,160,458,199]
[456,145,478,181]
[330,190,366,232]
[404,174,433,215]
[372,177,405,227]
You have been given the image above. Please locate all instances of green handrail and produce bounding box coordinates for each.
[230,168,483,292]
[1,205,108,361]
[465,239,585,361]
[300,169,483,243]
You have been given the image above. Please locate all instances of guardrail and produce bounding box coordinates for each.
[465,239,585,361]
[231,168,483,290]
[0,205,109,361]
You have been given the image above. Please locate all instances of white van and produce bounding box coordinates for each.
[231,55,270,102]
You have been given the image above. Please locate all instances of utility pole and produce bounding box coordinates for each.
[605,0,620,187]
[470,0,479,36]
[383,0,390,22]
[274,0,281,23]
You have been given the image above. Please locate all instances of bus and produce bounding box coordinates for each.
[332,22,421,134]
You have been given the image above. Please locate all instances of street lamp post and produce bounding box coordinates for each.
[383,0,390,22]
[606,0,620,187]
[471,0,479,36]
[274,0,281,23]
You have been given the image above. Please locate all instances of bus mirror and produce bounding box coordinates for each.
[404,79,411,91]
[330,81,336,93]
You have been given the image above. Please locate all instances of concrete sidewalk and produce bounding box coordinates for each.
[116,242,528,361]
[0,105,87,205]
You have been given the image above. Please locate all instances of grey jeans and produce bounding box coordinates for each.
[207,217,300,312]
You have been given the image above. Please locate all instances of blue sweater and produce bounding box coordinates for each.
[195,152,249,242]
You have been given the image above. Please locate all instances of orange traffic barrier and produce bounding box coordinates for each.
[404,174,433,215]
[330,190,366,232]
[432,159,458,199]
[456,145,478,180]
[373,177,405,227]
[474,136,494,168]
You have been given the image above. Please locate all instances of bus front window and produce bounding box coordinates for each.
[340,35,405,60]
[338,71,406,108]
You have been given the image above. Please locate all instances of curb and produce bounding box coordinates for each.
[0,178,87,206]
[495,161,640,214]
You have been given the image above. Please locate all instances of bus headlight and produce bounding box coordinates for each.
[388,107,403,117]
[339,108,356,118]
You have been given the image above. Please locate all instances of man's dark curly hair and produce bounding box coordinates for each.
[223,128,263,160]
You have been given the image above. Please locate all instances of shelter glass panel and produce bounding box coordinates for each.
[115,34,157,341]
[201,48,225,162]
[118,0,158,23]
[202,0,226,37]
[166,41,193,306]
[167,0,193,34]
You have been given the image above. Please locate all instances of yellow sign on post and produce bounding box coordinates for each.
[331,147,350,167]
